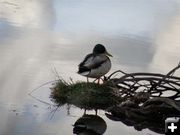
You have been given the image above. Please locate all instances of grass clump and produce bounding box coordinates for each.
[50,80,120,110]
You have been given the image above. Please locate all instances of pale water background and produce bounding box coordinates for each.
[0,0,180,135]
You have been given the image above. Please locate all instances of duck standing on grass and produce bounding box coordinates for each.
[78,44,112,83]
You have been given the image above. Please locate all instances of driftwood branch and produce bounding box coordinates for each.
[105,62,180,134]
[107,62,180,100]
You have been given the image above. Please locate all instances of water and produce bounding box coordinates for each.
[0,0,180,134]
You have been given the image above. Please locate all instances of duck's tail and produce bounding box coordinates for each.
[77,66,90,76]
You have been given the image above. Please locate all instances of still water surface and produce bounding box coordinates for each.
[0,0,180,135]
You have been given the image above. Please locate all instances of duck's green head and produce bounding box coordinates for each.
[93,44,112,57]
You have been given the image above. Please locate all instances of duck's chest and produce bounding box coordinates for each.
[88,59,111,78]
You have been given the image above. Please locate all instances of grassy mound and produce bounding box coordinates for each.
[50,80,120,110]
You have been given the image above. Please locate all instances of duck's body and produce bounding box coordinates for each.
[78,44,112,80]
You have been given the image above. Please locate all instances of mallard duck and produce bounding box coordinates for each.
[78,44,112,83]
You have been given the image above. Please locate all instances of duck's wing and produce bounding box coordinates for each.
[79,54,107,69]
[78,54,93,74]
[79,53,94,67]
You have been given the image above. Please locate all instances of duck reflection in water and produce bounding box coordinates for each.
[73,114,107,135]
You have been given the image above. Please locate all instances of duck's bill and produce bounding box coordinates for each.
[105,51,113,57]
